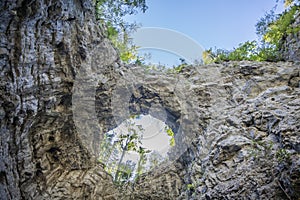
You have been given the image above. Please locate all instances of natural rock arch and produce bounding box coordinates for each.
[1,0,299,199]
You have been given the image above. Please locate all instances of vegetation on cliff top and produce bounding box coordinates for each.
[95,0,299,66]
[203,0,300,64]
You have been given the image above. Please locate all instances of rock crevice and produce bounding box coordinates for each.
[0,0,299,199]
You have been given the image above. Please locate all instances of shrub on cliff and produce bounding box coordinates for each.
[203,0,300,63]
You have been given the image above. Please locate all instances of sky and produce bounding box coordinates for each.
[125,0,285,66]
[101,1,287,176]
[104,114,172,178]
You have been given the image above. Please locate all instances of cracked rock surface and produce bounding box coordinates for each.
[0,0,299,199]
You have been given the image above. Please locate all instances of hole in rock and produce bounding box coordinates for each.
[98,114,176,184]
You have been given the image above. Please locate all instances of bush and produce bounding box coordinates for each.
[204,3,299,63]
[204,40,282,63]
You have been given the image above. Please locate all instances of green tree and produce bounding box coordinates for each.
[115,160,136,184]
[204,1,299,63]
[99,115,177,184]
[95,0,147,28]
[95,0,148,63]
[136,147,151,178]
[262,5,300,47]
[114,119,143,182]
[98,131,121,176]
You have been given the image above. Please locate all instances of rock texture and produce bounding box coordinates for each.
[0,0,119,199]
[111,62,300,200]
[0,0,299,200]
[281,10,300,61]
[178,62,300,199]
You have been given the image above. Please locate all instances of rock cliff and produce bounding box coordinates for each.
[0,0,299,199]
[281,10,300,61]
[118,62,299,199]
[0,0,119,199]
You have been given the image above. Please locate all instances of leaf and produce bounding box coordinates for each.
[170,137,175,147]
[166,128,174,137]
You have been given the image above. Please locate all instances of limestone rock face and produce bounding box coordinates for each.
[112,62,299,200]
[0,0,119,199]
[176,62,300,200]
[0,0,299,200]
[281,11,300,61]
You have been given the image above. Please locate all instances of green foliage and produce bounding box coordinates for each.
[256,8,279,41]
[95,0,148,63]
[187,183,195,191]
[98,116,149,184]
[143,64,181,74]
[219,41,258,61]
[136,146,151,179]
[263,5,300,48]
[114,161,135,184]
[202,50,214,64]
[248,139,291,164]
[105,22,141,63]
[95,0,147,28]
[228,41,258,61]
[171,58,188,73]
[165,126,175,147]
[113,117,147,183]
[148,59,188,73]
[172,64,185,73]
[204,2,300,63]
[249,140,273,161]
[276,148,291,162]
[280,0,300,7]
[204,41,282,63]
[99,115,176,184]
[247,139,295,199]
[141,58,188,74]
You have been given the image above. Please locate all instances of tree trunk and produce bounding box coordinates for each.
[114,137,130,183]
[0,0,119,199]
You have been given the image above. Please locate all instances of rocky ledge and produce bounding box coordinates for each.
[103,61,300,199]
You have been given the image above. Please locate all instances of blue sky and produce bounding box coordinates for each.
[125,0,285,66]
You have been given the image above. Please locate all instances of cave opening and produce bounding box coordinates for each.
[98,114,176,184]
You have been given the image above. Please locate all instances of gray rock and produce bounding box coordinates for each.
[281,11,300,61]
[0,0,299,200]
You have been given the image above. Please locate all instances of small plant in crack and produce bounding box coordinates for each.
[275,148,291,163]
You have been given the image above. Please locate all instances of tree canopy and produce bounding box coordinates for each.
[203,0,300,63]
[95,0,148,63]
[98,115,175,185]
